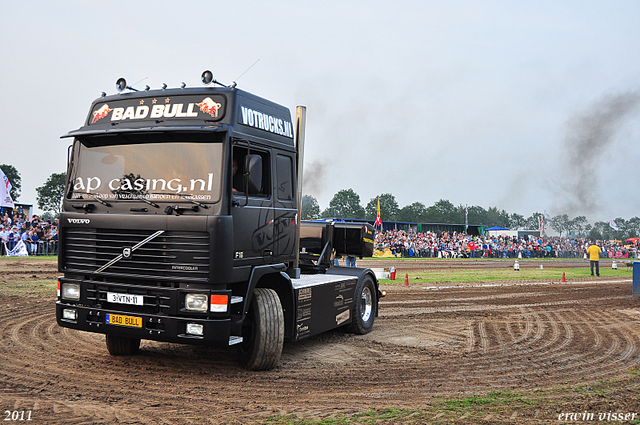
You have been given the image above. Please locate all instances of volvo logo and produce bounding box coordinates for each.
[67,218,91,224]
[122,247,132,258]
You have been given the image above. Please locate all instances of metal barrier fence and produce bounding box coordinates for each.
[34,240,58,256]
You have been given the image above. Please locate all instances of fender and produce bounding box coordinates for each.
[241,263,291,319]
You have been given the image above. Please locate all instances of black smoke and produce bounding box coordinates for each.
[302,159,326,198]
[557,91,640,216]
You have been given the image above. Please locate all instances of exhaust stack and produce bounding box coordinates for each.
[293,105,307,276]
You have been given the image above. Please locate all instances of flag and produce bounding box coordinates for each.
[6,240,28,257]
[609,219,619,231]
[374,197,382,228]
[0,168,14,208]
[465,206,468,232]
[544,210,554,226]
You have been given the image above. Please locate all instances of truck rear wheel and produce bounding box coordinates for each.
[237,288,284,371]
[105,335,141,355]
[346,274,377,335]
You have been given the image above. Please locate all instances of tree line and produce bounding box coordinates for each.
[301,189,640,241]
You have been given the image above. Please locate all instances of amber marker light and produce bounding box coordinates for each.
[210,295,229,313]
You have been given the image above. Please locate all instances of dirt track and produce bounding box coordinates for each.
[1,259,640,424]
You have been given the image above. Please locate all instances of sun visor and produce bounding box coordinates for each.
[61,124,229,139]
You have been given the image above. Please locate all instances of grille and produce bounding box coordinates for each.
[63,228,210,283]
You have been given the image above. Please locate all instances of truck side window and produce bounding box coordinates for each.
[232,153,244,193]
[232,146,270,197]
[276,155,293,201]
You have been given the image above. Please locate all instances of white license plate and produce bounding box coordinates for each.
[107,291,144,306]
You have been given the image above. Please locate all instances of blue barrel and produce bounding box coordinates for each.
[633,262,640,297]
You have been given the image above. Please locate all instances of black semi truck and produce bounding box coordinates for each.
[56,72,382,370]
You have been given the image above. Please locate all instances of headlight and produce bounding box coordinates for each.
[62,309,77,321]
[61,283,80,301]
[186,323,204,336]
[185,293,208,312]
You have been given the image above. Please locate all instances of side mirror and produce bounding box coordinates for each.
[245,154,263,195]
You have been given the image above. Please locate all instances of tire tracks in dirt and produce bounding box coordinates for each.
[2,264,640,423]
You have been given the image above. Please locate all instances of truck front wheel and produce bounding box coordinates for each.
[237,288,284,371]
[346,275,377,335]
[105,335,140,355]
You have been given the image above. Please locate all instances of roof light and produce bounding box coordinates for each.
[201,70,213,85]
[116,78,127,92]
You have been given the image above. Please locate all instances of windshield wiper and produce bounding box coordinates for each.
[76,192,112,207]
[134,196,159,208]
[71,203,95,212]
[148,192,210,209]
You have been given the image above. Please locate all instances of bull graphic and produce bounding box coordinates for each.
[91,104,113,124]
[196,97,222,118]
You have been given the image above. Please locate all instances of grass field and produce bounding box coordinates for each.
[380,267,633,285]
[0,255,57,261]
[261,380,640,424]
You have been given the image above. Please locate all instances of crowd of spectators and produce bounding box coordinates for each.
[0,209,58,256]
[374,230,636,259]
[1,210,636,260]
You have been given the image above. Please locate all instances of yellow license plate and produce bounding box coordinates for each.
[106,313,142,328]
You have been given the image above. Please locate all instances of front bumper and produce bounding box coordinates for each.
[56,302,234,346]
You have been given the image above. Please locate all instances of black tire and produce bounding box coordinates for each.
[237,288,284,371]
[105,335,141,355]
[346,274,377,335]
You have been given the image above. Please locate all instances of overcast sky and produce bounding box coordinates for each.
[1,1,639,222]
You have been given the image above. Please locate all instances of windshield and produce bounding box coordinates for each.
[68,141,223,203]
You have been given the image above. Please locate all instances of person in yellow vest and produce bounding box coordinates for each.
[586,240,602,277]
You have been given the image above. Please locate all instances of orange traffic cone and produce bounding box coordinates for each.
[404,273,409,287]
[561,272,566,282]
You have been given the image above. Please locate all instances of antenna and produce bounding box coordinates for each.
[234,59,260,83]
[130,77,148,87]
